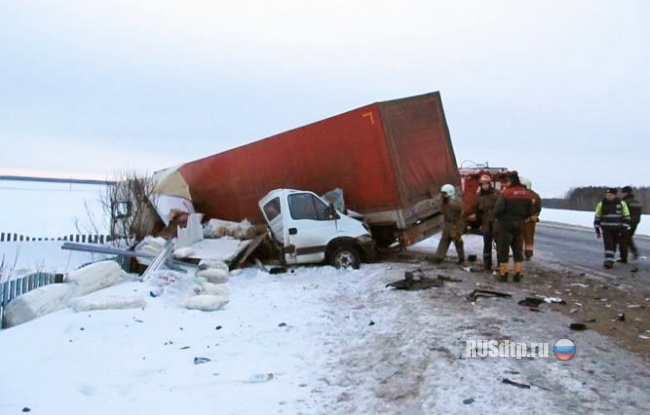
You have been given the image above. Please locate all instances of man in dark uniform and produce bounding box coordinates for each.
[494,172,534,282]
[619,186,641,261]
[594,188,631,268]
[467,174,500,271]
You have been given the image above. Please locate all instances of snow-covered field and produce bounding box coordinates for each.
[1,181,649,414]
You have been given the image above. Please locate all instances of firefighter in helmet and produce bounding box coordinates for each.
[520,177,542,260]
[431,184,465,264]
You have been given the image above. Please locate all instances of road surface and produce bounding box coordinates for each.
[535,221,649,287]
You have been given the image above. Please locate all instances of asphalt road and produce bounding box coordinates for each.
[534,221,650,286]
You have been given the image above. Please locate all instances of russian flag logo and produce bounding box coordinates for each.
[554,339,576,361]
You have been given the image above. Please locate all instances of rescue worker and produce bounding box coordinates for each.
[432,184,465,264]
[520,178,542,260]
[594,187,631,268]
[494,172,534,282]
[619,186,641,261]
[467,174,499,271]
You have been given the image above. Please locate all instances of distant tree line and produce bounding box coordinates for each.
[543,186,649,213]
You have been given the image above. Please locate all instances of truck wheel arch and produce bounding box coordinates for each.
[326,238,361,269]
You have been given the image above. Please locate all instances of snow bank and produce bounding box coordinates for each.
[70,295,147,312]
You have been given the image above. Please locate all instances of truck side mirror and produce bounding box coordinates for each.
[288,227,298,235]
[328,203,339,220]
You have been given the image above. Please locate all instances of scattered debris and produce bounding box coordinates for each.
[269,266,288,275]
[501,378,531,389]
[22,408,31,413]
[233,233,268,269]
[180,346,190,350]
[215,325,222,330]
[254,258,268,273]
[463,398,475,405]
[544,297,567,304]
[245,373,274,383]
[570,323,588,331]
[437,275,462,283]
[194,357,211,365]
[518,297,545,308]
[369,320,375,326]
[466,289,512,302]
[617,313,626,322]
[387,277,443,290]
[278,322,287,327]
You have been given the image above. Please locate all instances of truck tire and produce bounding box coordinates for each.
[329,245,361,269]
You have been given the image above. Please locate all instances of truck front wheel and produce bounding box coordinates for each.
[329,245,361,269]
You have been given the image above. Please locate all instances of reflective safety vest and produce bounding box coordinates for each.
[594,198,631,229]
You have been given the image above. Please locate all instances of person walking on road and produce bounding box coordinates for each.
[432,184,465,265]
[520,177,542,260]
[467,174,500,271]
[594,187,631,268]
[494,172,534,282]
[620,186,642,261]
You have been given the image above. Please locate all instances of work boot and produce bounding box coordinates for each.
[617,258,628,264]
[524,249,533,261]
[513,262,524,282]
[484,260,492,272]
[497,263,509,282]
[603,260,613,269]
[456,256,465,265]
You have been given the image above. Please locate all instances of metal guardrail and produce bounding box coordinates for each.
[0,233,111,243]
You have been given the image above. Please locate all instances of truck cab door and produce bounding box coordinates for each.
[261,196,285,245]
[284,192,339,264]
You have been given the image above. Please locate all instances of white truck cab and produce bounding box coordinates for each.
[259,189,375,268]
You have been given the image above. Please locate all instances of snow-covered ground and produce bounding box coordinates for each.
[1,183,649,414]
[1,231,649,414]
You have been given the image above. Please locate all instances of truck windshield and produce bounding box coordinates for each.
[288,193,330,221]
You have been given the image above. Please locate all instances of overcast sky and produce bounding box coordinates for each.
[1,0,648,197]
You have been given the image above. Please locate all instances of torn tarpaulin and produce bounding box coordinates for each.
[387,270,462,291]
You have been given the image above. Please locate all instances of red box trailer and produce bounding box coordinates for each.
[175,91,461,247]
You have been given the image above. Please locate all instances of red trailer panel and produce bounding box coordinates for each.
[178,91,460,230]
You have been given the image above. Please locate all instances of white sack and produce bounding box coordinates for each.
[197,268,228,284]
[3,284,75,328]
[184,294,229,311]
[67,260,122,296]
[194,282,230,297]
[173,247,195,259]
[198,259,230,272]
